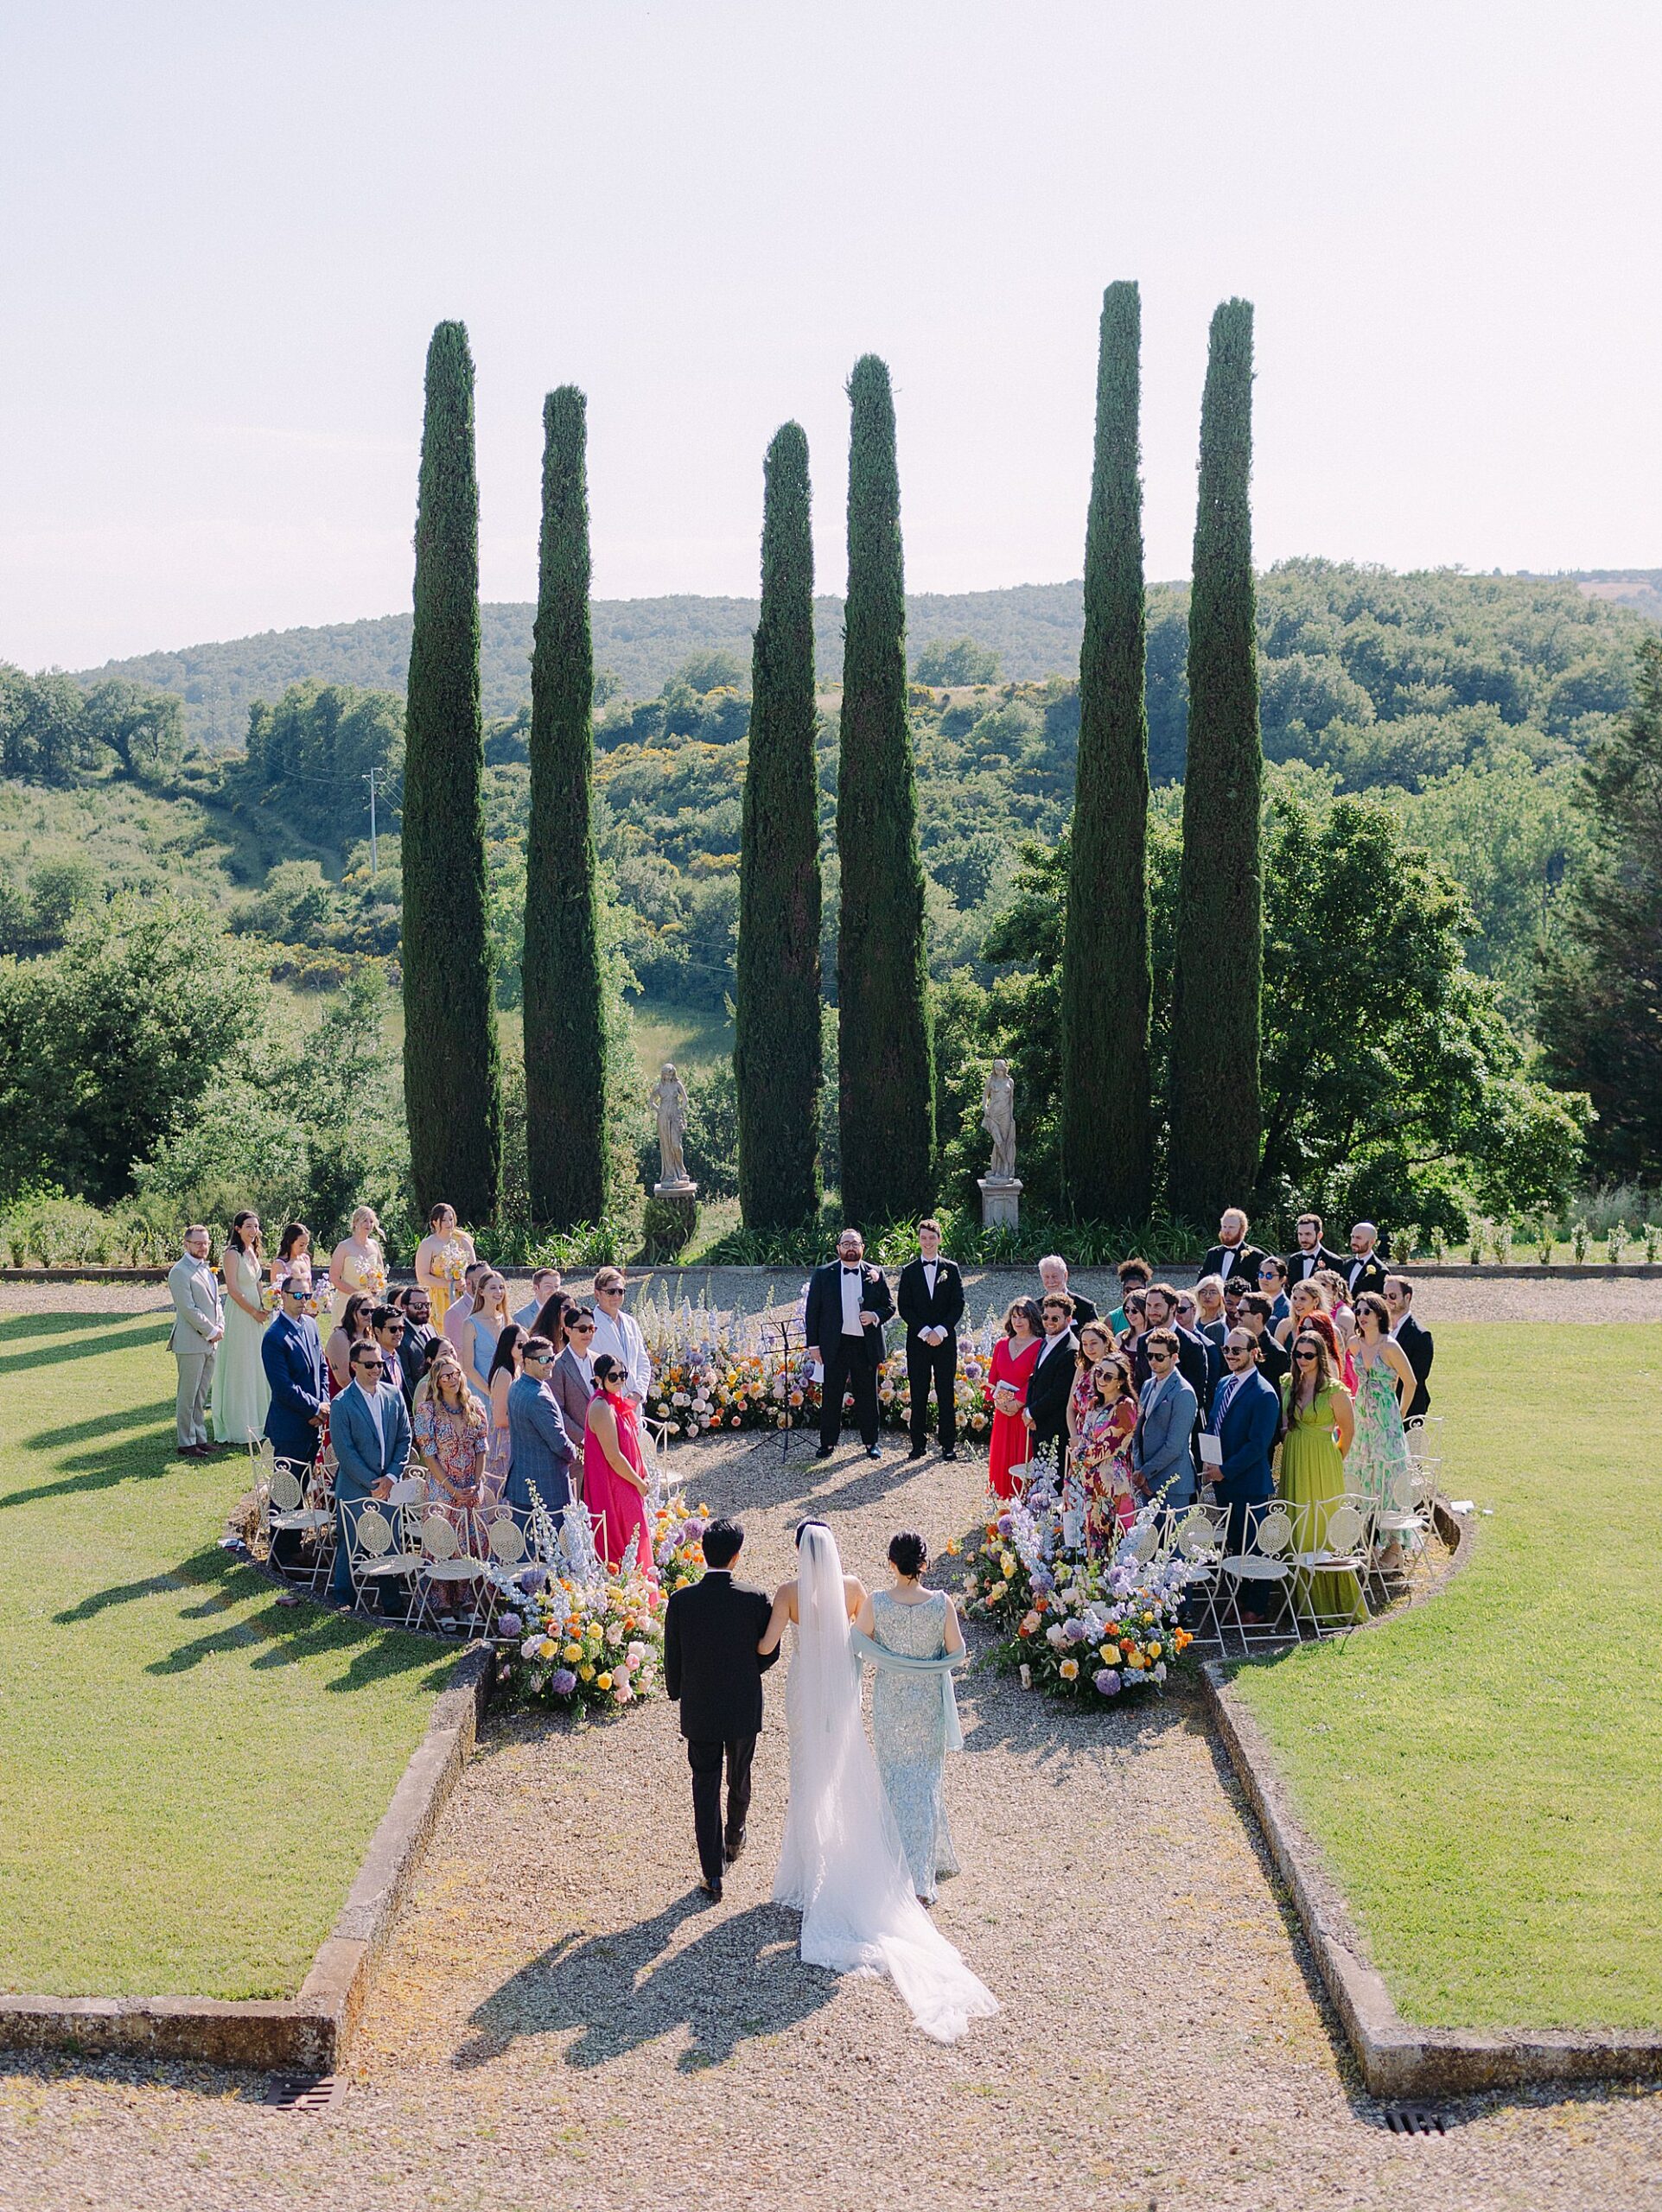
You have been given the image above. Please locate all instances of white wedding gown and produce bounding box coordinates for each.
[772,1522,998,2044]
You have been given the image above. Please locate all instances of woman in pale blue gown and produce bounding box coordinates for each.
[211,1211,271,1444]
[857,1533,965,1904]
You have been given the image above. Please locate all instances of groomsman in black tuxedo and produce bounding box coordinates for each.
[1385,1274,1435,1421]
[1200,1209,1269,1292]
[1343,1221,1390,1301]
[1024,1293,1079,1460]
[804,1228,895,1459]
[897,1217,965,1461]
[1283,1211,1345,1284]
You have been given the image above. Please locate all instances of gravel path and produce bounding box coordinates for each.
[4,1428,1661,2209]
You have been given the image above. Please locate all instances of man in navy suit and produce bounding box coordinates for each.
[328,1340,412,1606]
[262,1278,328,1470]
[1205,1329,1283,1560]
[804,1228,894,1459]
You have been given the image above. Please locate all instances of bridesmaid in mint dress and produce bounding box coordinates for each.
[858,1533,965,1904]
[1278,1330,1363,1625]
[211,1212,271,1444]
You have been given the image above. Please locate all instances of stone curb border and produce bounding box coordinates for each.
[0,1642,494,2072]
[1202,1504,1662,2095]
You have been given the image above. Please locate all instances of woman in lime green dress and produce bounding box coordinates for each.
[1278,1330,1364,1625]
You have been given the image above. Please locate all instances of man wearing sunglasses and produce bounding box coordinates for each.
[262,1275,328,1478]
[328,1338,412,1610]
[1203,1330,1282,1560]
[551,1306,599,1452]
[1131,1329,1198,1510]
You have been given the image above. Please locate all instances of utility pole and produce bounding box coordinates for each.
[365,766,379,874]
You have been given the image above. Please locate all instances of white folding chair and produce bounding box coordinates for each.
[1218,1503,1299,1649]
[1289,1497,1369,1635]
[1366,1465,1422,1597]
[476,1509,535,1635]
[341,1496,424,1619]
[266,1459,334,1593]
[414,1511,483,1632]
[1172,1503,1227,1647]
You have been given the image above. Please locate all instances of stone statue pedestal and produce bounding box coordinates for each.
[977,1176,1022,1231]
[643,1184,699,1262]
[653,1178,697,1199]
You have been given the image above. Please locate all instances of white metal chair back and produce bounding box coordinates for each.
[269,1464,306,1513]
[354,1504,396,1560]
[1123,1520,1160,1566]
[487,1515,529,1567]
[422,1512,461,1560]
[1253,1505,1295,1557]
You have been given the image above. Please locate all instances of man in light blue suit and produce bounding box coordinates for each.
[1132,1330,1199,1510]
[1205,1330,1283,1559]
[328,1339,412,1606]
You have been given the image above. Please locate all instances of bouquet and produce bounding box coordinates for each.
[508,1567,665,1712]
[652,1491,710,1596]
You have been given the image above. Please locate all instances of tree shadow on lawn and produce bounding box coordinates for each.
[0,1425,181,1512]
[0,1311,164,1376]
[454,1894,835,2073]
[22,1397,175,1450]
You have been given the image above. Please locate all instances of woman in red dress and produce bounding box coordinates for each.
[985,1297,1044,1499]
[582,1354,658,1580]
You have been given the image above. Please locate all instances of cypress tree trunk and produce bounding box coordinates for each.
[524,385,608,1225]
[836,354,935,1225]
[1060,280,1152,1223]
[1166,298,1263,1222]
[735,422,823,1229]
[402,320,500,1224]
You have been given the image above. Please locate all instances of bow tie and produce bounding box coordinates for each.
[843,1267,861,1275]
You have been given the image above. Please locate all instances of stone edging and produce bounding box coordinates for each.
[1202,1506,1662,2094]
[0,1643,494,2071]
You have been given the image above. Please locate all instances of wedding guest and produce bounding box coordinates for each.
[414,1202,478,1327]
[211,1211,271,1446]
[1024,1292,1079,1463]
[1140,1282,1212,1411]
[1240,1294,1290,1386]
[1279,1331,1362,1624]
[1192,1274,1226,1338]
[530,1287,572,1344]
[397,1287,437,1411]
[506,1335,577,1517]
[1117,1288,1149,1359]
[327,1293,373,1394]
[1343,1222,1390,1300]
[551,1305,597,1456]
[985,1298,1043,1498]
[328,1205,386,1331]
[514,1268,562,1334]
[328,1338,411,1609]
[484,1323,525,1498]
[1037,1254,1097,1326]
[1283,1211,1344,1284]
[443,1262,489,1353]
[583,1353,655,1576]
[898,1217,965,1462]
[1107,1257,1152,1336]
[804,1230,894,1461]
[1066,1319,1117,1459]
[1350,1291,1419,1567]
[1277,1276,1328,1352]
[1314,1268,1360,1384]
[1221,1275,1253,1330]
[1384,1274,1435,1422]
[270,1220,314,1297]
[1203,1328,1282,1560]
[1256,1255,1292,1325]
[463,1273,512,1399]
[1131,1330,1198,1510]
[1201,1208,1269,1289]
[168,1225,223,1459]
[368,1303,411,1404]
[856,1532,965,1905]
[261,1276,327,1473]
[590,1268,653,1405]
[412,1352,487,1627]
[1176,1288,1224,1400]
[1075,1354,1138,1548]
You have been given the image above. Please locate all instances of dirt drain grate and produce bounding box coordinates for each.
[264,2074,344,2114]
[1383,2105,1448,2137]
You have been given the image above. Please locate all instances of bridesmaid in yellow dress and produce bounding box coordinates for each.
[328,1205,387,1331]
[1277,1328,1364,1625]
[414,1201,476,1327]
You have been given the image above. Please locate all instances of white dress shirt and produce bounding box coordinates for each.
[590,1305,652,1399]
[840,1266,865,1337]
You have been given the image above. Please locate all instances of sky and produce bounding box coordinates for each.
[3,0,1660,671]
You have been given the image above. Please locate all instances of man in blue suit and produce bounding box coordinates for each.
[506,1337,577,1516]
[328,1340,412,1606]
[1205,1329,1283,1560]
[262,1278,328,1471]
[1132,1331,1199,1510]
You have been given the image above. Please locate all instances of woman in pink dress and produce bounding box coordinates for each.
[582,1354,657,1580]
[984,1299,1044,1501]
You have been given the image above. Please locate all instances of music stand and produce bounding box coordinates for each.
[776,1316,806,1464]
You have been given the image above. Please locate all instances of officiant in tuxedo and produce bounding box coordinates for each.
[897,1217,965,1460]
[664,1517,779,1900]
[805,1229,895,1459]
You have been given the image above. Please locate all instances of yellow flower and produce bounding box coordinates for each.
[1098,1643,1116,1664]
[596,1672,613,1692]
[1148,1640,1162,1659]
[1059,1657,1079,1681]
[1126,1649,1146,1670]
[1142,1610,1155,1624]
[562,1642,582,1663]
[578,1663,595,1681]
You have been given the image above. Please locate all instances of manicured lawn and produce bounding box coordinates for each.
[1232,1324,1662,2030]
[0,1309,451,1999]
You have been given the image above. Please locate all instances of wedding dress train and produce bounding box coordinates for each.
[772,1522,997,2044]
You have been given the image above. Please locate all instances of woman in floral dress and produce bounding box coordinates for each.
[412,1353,487,1624]
[1348,1291,1419,1568]
[1074,1354,1139,1549]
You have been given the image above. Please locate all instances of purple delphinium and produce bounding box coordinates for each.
[997,1513,1015,1537]
[1095,1669,1121,1695]
[497,1611,523,1639]
[549,1668,578,1696]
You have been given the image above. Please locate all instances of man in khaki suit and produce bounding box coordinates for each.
[168,1224,224,1459]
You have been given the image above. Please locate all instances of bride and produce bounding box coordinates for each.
[758,1519,997,2044]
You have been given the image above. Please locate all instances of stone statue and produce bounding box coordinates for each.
[980,1058,1017,1181]
[650,1061,691,1190]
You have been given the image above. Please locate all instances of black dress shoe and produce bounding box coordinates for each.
[700,1877,723,1902]
[940,1448,958,1462]
[814,1445,835,1459]
[906,1446,927,1461]
[723,1832,746,1864]
[865,1444,882,1459]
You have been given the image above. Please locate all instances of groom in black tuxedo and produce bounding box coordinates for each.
[804,1227,895,1459]
[897,1216,965,1460]
[664,1517,778,1901]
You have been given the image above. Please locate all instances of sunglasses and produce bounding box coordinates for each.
[1294,1349,1318,1362]
[1149,1348,1173,1361]
[569,1321,595,1334]
[356,1357,385,1372]
[1224,1343,1252,1355]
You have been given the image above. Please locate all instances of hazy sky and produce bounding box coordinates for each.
[3,1,1659,670]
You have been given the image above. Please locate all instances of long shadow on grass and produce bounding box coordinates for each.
[0,1438,177,1512]
[455,1894,834,2072]
[0,1311,165,1376]
[22,1398,175,1449]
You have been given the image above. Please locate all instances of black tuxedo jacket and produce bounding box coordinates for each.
[897,1255,965,1336]
[663,1571,778,1743]
[1283,1243,1345,1284]
[1343,1253,1390,1300]
[1025,1330,1078,1446]
[1054,1288,1098,1326]
[1394,1313,1434,1421]
[1202,1243,1270,1289]
[804,1260,894,1363]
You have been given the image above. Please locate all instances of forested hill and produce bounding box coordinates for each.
[75,583,1090,749]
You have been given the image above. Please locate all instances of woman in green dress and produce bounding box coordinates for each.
[1278,1329,1364,1624]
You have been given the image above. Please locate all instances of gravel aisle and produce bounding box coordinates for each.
[4,1428,1662,2209]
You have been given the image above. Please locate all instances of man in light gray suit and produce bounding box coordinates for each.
[1131,1328,1199,1510]
[551,1307,598,1459]
[169,1224,224,1459]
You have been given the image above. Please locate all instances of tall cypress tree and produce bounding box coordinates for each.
[735,422,823,1229]
[1166,298,1263,1223]
[1060,280,1152,1223]
[524,385,608,1225]
[402,320,500,1224]
[836,354,934,1224]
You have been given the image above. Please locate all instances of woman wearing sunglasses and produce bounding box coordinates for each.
[1278,1330,1362,1624]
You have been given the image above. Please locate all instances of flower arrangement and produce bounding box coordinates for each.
[510,1567,665,1712]
[652,1491,710,1595]
[643,1321,992,1443]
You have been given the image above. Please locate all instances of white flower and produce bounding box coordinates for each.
[520,1637,542,1661]
[1154,1661,1168,1681]
[672,1390,691,1408]
[1045,1623,1067,1648]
